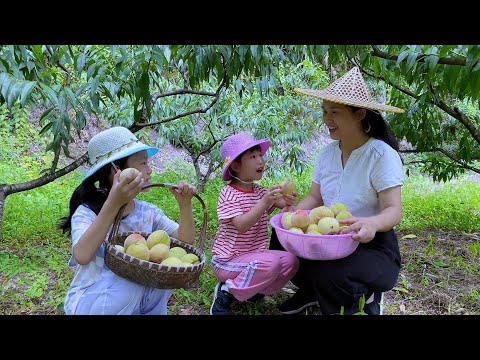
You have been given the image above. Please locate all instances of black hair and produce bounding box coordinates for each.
[57,157,128,234]
[350,106,400,152]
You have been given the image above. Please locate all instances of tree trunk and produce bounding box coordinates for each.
[192,155,217,193]
[193,158,206,193]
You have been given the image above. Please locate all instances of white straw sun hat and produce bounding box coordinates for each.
[294,66,404,113]
[83,126,158,182]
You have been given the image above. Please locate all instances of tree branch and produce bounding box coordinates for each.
[196,118,222,158]
[404,160,427,165]
[177,136,192,154]
[359,65,417,98]
[0,153,88,197]
[151,89,217,104]
[400,148,480,174]
[134,82,225,131]
[46,45,71,83]
[370,45,467,66]
[51,146,61,173]
[359,65,480,145]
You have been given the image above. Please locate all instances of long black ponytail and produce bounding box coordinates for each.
[58,157,128,234]
[350,107,399,152]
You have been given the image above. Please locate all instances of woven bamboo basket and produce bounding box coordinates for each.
[104,182,207,289]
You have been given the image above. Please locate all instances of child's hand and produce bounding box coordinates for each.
[263,185,284,206]
[283,191,298,207]
[109,169,145,207]
[171,181,196,205]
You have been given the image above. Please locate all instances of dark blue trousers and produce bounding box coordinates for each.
[270,229,401,315]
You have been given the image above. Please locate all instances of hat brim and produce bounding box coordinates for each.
[222,139,271,181]
[294,88,405,114]
[82,144,158,182]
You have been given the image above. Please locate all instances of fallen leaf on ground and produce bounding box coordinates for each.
[179,305,193,315]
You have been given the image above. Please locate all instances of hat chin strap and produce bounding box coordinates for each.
[228,170,254,184]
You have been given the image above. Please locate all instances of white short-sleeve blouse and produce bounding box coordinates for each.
[312,138,404,217]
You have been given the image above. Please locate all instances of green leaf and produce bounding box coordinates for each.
[0,73,12,99]
[90,91,99,112]
[26,61,35,73]
[40,83,58,104]
[75,82,88,96]
[99,84,115,103]
[426,55,439,74]
[64,87,78,107]
[393,286,409,294]
[396,51,409,67]
[59,125,70,145]
[62,144,70,158]
[39,121,54,135]
[20,81,36,106]
[31,45,46,67]
[39,107,55,123]
[7,81,22,108]
[77,53,86,72]
[75,111,86,133]
[84,100,92,114]
[90,76,100,96]
[406,52,418,72]
[164,47,171,63]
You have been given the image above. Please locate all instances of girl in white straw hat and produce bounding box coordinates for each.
[270,66,405,315]
[59,126,196,315]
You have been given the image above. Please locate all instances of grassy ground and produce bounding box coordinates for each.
[1,118,479,315]
[1,160,479,315]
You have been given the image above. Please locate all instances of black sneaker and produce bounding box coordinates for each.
[210,282,235,315]
[363,291,383,315]
[279,288,319,315]
[245,293,265,304]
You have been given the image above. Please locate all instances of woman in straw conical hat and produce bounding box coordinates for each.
[270,67,405,315]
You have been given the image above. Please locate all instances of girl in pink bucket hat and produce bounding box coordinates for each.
[210,132,300,315]
[58,126,197,315]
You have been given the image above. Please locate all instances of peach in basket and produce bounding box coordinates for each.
[270,210,359,260]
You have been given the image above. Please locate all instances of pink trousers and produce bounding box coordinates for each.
[211,250,299,302]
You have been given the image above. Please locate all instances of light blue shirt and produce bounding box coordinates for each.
[64,199,179,314]
[312,138,404,218]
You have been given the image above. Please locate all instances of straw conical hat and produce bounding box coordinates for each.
[294,67,404,113]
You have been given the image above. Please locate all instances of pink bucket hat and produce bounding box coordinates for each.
[221,132,271,181]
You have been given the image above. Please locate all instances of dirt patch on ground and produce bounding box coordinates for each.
[156,230,480,316]
[1,225,478,316]
[172,229,480,316]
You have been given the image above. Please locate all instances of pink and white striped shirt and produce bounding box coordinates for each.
[212,184,273,261]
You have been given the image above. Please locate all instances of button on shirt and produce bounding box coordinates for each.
[312,138,404,218]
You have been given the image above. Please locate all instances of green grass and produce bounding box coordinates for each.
[400,174,480,232]
[1,138,480,314]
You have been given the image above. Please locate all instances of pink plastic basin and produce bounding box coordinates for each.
[270,211,359,260]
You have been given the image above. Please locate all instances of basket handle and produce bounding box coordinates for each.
[107,182,208,251]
